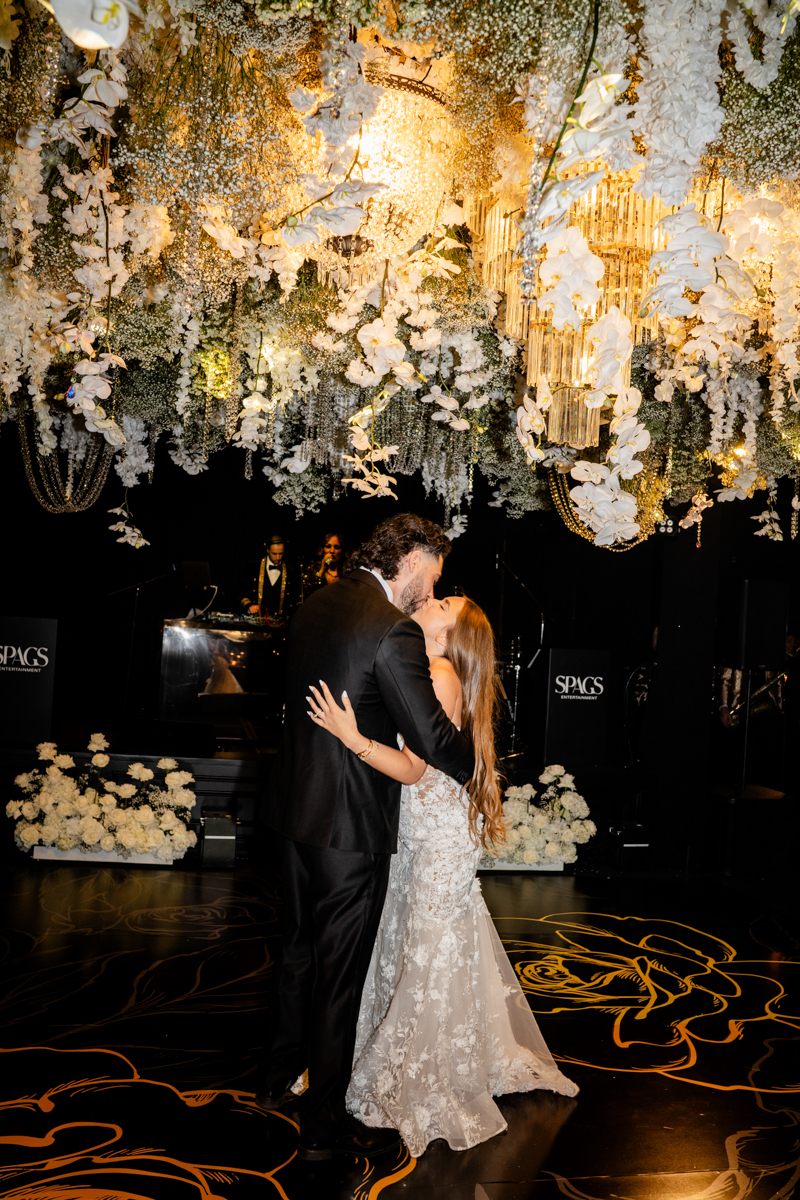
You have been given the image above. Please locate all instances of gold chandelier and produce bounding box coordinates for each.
[16,401,115,514]
[475,168,667,448]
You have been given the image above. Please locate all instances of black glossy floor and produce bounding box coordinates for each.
[2,855,799,1200]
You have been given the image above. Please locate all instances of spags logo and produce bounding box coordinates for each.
[0,645,51,671]
[554,674,604,699]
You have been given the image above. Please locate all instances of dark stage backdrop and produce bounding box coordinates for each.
[2,428,798,856]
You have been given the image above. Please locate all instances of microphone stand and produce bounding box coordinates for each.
[495,556,550,756]
[107,567,177,721]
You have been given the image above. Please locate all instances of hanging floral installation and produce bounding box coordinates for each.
[2,0,800,547]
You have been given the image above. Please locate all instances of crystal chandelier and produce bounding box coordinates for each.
[477,169,667,448]
[16,403,116,514]
[548,463,671,551]
[315,71,459,279]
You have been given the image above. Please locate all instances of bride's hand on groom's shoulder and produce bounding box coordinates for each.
[307,681,361,750]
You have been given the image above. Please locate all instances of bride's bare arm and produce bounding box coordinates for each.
[307,681,427,784]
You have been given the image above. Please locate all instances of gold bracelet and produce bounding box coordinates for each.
[356,739,377,761]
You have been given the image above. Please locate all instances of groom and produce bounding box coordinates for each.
[260,513,474,1160]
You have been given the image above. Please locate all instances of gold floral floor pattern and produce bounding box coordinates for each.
[0,857,798,1199]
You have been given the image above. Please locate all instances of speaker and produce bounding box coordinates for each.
[737,580,787,669]
[181,560,211,588]
[201,810,237,868]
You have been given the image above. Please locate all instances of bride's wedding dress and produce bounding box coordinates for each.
[346,760,579,1157]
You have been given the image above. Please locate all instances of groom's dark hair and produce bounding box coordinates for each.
[351,513,451,581]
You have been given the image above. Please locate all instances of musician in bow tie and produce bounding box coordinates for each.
[242,534,300,627]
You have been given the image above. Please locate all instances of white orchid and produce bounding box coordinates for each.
[536,170,606,228]
[517,392,547,436]
[201,206,258,259]
[47,0,142,49]
[679,492,714,529]
[537,227,605,331]
[571,461,611,484]
[108,507,149,548]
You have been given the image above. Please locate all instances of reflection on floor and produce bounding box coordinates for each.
[1,858,798,1199]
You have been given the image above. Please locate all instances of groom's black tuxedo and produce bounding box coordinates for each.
[263,568,475,1145]
[267,568,473,850]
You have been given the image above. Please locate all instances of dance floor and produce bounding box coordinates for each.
[2,851,799,1199]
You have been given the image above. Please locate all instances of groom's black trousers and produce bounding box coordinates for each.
[264,838,391,1137]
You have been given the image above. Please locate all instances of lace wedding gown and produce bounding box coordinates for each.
[346,761,579,1157]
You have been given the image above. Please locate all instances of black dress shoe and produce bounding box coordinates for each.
[298,1114,402,1162]
[253,1085,305,1112]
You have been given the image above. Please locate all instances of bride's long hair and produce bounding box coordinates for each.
[444,597,504,848]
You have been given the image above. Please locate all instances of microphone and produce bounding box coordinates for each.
[324,556,332,567]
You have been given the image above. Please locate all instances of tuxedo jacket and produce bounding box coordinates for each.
[267,569,475,853]
[243,560,299,620]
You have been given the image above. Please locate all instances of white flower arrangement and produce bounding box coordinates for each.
[6,734,198,864]
[481,765,596,868]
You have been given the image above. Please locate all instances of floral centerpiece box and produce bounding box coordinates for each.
[480,764,596,872]
[6,734,198,866]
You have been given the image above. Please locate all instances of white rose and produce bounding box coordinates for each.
[539,770,556,784]
[14,772,32,788]
[116,784,137,799]
[159,811,181,830]
[128,763,154,782]
[506,827,521,845]
[545,841,562,858]
[134,805,156,826]
[6,800,22,818]
[19,823,41,846]
[73,795,91,813]
[561,826,577,843]
[169,788,195,809]
[80,817,104,844]
[146,827,166,849]
[164,770,194,789]
[21,800,39,820]
[37,742,58,760]
[64,817,83,836]
[118,826,138,848]
[100,834,116,852]
[56,834,79,850]
[92,753,110,768]
[87,733,109,752]
[532,812,549,829]
[548,764,565,775]
[584,820,596,836]
[522,848,539,864]
[54,754,75,769]
[55,799,75,816]
[560,773,575,789]
[100,795,117,810]
[502,799,528,824]
[563,844,578,863]
[40,820,61,843]
[516,824,532,839]
[158,757,178,770]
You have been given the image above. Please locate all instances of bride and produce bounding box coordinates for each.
[307,594,578,1158]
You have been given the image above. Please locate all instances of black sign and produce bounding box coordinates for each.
[544,649,612,770]
[0,617,58,748]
